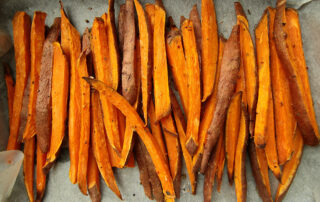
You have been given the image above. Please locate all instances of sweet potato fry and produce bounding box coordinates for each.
[200,25,240,173]
[153,4,171,121]
[18,79,30,143]
[248,140,272,202]
[91,17,121,154]
[254,10,271,148]
[216,134,225,192]
[87,147,101,202]
[60,2,81,184]
[145,4,155,31]
[274,0,319,145]
[118,4,126,53]
[170,90,197,194]
[201,0,218,102]
[134,0,152,124]
[43,42,69,172]
[234,104,249,202]
[84,78,175,199]
[3,63,15,125]
[7,11,31,150]
[36,17,61,155]
[189,4,201,65]
[91,90,122,199]
[24,137,35,202]
[235,2,258,136]
[225,92,242,185]
[36,142,47,202]
[275,128,304,202]
[23,11,46,145]
[181,19,201,156]
[268,7,295,165]
[193,36,225,172]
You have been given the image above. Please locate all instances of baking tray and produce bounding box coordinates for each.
[1,0,320,201]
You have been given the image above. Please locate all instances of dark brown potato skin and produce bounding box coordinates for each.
[189,4,202,64]
[118,4,126,54]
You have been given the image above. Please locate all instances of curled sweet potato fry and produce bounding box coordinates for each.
[43,42,69,172]
[170,89,197,194]
[201,0,218,102]
[189,4,201,65]
[225,92,242,185]
[36,142,47,201]
[254,10,271,148]
[7,11,31,150]
[153,4,171,121]
[87,147,101,202]
[24,137,35,202]
[248,140,272,202]
[275,128,303,202]
[118,4,126,53]
[193,36,225,172]
[23,11,46,145]
[234,104,249,202]
[84,78,175,199]
[60,2,81,184]
[200,25,240,173]
[274,0,319,145]
[268,7,295,165]
[91,90,122,199]
[181,19,201,156]
[4,63,15,125]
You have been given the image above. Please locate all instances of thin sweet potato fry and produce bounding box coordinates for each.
[235,2,258,136]
[248,140,272,202]
[192,36,225,172]
[134,0,152,124]
[181,19,201,156]
[24,137,35,202]
[91,17,121,154]
[216,133,225,192]
[18,78,30,144]
[84,78,175,199]
[234,104,249,202]
[43,42,69,172]
[225,92,242,185]
[153,4,171,121]
[118,4,126,53]
[201,0,218,102]
[274,0,319,145]
[189,4,201,65]
[275,128,304,202]
[7,11,31,150]
[23,11,46,145]
[4,63,15,125]
[36,142,47,201]
[60,2,81,184]
[268,7,295,165]
[87,147,101,202]
[201,25,240,173]
[91,91,122,199]
[170,90,197,194]
[254,10,271,148]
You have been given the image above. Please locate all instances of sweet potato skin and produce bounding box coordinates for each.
[189,4,202,65]
[201,25,240,173]
[87,148,101,202]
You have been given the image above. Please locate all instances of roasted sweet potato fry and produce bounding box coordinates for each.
[153,4,171,121]
[118,4,126,53]
[24,137,35,202]
[275,128,304,202]
[60,3,81,184]
[145,4,155,31]
[216,134,225,192]
[274,0,319,145]
[234,104,249,202]
[23,11,46,145]
[91,91,122,199]
[43,42,69,172]
[84,78,175,199]
[7,11,31,150]
[268,7,295,165]
[200,25,240,173]
[18,77,30,144]
[193,36,225,172]
[248,140,272,202]
[189,4,201,65]
[201,0,218,102]
[87,147,101,202]
[36,142,47,202]
[170,90,197,194]
[254,10,271,148]
[225,92,242,185]
[181,19,201,156]
[4,63,15,125]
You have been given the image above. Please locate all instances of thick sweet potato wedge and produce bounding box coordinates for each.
[7,11,31,150]
[24,137,35,202]
[274,0,319,145]
[4,63,15,125]
[87,147,101,202]
[36,142,47,201]
[200,25,240,173]
[23,11,46,144]
[201,0,218,102]
[225,92,242,185]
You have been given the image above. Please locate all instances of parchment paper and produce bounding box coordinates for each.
[1,0,320,201]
